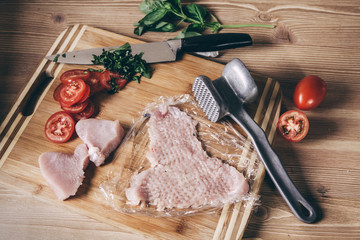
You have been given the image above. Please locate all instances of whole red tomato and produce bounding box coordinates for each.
[293,75,327,110]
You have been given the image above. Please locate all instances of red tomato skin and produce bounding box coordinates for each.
[115,78,127,90]
[61,99,89,113]
[53,83,64,102]
[84,71,104,94]
[44,111,75,143]
[293,75,327,110]
[276,110,309,142]
[60,69,91,84]
[59,78,87,106]
[77,84,90,103]
[72,100,95,121]
[100,70,115,90]
[100,70,127,91]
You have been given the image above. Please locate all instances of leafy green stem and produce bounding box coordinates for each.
[134,0,276,36]
[170,11,202,25]
[175,18,185,28]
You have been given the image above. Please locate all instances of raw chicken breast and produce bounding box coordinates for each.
[38,144,89,200]
[126,105,249,210]
[75,119,124,166]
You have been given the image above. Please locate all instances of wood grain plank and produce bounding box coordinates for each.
[0,185,146,240]
[245,196,360,239]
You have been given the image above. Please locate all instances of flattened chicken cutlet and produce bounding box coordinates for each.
[126,105,249,210]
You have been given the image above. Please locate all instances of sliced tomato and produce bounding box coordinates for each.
[100,70,127,91]
[60,69,91,84]
[59,78,87,106]
[276,110,309,142]
[116,78,127,90]
[100,70,120,90]
[73,100,95,121]
[44,111,75,143]
[59,85,89,107]
[61,99,89,113]
[53,83,64,102]
[84,71,104,94]
[99,71,112,91]
[77,84,90,103]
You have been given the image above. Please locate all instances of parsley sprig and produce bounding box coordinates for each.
[92,42,152,83]
[134,0,275,37]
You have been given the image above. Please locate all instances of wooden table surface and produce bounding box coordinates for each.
[1,1,359,239]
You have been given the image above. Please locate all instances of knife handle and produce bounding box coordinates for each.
[22,72,53,116]
[180,33,252,52]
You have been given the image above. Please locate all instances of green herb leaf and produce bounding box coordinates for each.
[133,0,276,36]
[139,0,163,14]
[114,42,131,51]
[53,54,60,62]
[141,8,168,26]
[206,21,222,33]
[174,31,202,39]
[184,23,204,33]
[167,0,182,13]
[149,21,176,32]
[134,23,147,35]
[108,77,119,94]
[134,7,170,35]
[183,3,208,24]
[87,68,103,72]
[133,75,141,83]
[92,42,152,86]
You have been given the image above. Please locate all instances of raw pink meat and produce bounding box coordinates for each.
[75,119,124,166]
[38,144,89,200]
[126,105,249,210]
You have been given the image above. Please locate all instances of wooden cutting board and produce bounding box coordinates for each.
[0,25,282,240]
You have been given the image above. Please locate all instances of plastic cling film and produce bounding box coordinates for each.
[99,94,262,217]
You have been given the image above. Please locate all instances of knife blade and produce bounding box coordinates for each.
[46,33,252,64]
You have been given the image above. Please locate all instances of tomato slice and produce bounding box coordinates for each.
[115,78,127,90]
[100,71,120,90]
[100,70,127,91]
[59,85,89,107]
[53,83,65,102]
[77,84,90,103]
[276,110,309,142]
[44,111,75,143]
[61,99,89,113]
[73,100,95,121]
[60,69,91,84]
[59,78,87,106]
[84,71,104,94]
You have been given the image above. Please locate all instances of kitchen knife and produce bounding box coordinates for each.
[46,33,252,64]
